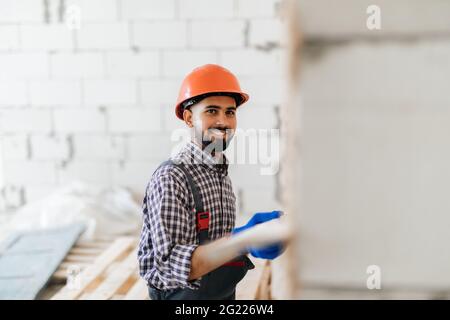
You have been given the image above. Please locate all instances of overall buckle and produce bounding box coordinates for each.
[196,211,210,231]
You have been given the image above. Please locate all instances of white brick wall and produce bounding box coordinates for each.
[249,19,284,47]
[121,0,175,20]
[0,0,43,23]
[236,105,278,130]
[72,135,126,160]
[0,82,28,106]
[179,0,234,19]
[53,108,106,133]
[24,185,58,203]
[77,22,129,50]
[0,185,24,209]
[112,160,159,190]
[0,25,20,50]
[105,51,160,78]
[239,77,284,105]
[0,109,52,133]
[221,49,284,76]
[30,80,82,106]
[162,107,188,132]
[58,161,112,185]
[20,25,73,50]
[191,20,246,48]
[140,79,179,106]
[1,135,28,160]
[66,0,119,22]
[84,79,137,106]
[162,50,218,77]
[30,135,70,160]
[0,53,49,80]
[3,161,56,185]
[108,107,162,133]
[50,53,104,78]
[132,21,187,48]
[0,0,282,214]
[237,0,281,18]
[127,133,173,161]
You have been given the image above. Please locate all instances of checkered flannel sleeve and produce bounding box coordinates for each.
[139,167,201,290]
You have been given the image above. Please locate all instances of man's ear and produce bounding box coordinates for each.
[183,108,193,128]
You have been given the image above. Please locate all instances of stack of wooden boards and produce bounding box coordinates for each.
[49,236,271,300]
[53,240,274,300]
[50,237,148,300]
[51,237,274,300]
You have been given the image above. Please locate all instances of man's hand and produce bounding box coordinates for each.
[188,211,287,281]
[232,210,286,260]
[232,210,282,234]
[248,243,285,260]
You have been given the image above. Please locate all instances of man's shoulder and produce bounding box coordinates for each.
[151,159,188,185]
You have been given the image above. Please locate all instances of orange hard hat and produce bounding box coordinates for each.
[175,64,249,120]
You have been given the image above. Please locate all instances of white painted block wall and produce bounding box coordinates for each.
[0,0,284,217]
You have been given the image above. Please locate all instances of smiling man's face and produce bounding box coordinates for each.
[183,95,237,154]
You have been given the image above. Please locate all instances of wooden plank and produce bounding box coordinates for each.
[124,279,149,300]
[255,261,272,300]
[60,262,90,269]
[69,248,103,256]
[52,270,69,282]
[65,254,96,263]
[74,241,110,250]
[0,223,85,300]
[236,258,266,300]
[83,250,138,300]
[51,237,135,300]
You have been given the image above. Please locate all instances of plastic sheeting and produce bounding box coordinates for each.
[5,181,143,240]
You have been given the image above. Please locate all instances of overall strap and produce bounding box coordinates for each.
[158,160,210,244]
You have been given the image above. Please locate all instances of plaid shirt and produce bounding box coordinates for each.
[138,141,236,290]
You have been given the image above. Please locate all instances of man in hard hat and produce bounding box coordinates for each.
[138,64,285,300]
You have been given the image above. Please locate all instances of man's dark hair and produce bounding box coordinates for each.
[181,92,244,112]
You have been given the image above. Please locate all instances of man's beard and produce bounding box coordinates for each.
[202,137,228,155]
[194,127,234,156]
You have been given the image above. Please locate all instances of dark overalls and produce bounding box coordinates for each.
[148,160,255,300]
